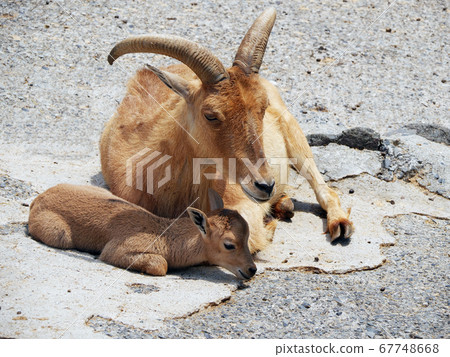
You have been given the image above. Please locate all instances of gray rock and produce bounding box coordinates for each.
[393,147,402,157]
[378,134,449,198]
[404,124,450,146]
[336,127,381,151]
[307,133,339,147]
[308,128,381,151]
[366,326,377,339]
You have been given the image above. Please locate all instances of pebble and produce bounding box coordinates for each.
[366,327,376,338]
[300,302,311,309]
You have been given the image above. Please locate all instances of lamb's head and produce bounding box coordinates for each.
[186,189,256,280]
[108,8,277,201]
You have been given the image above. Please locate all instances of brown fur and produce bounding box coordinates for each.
[101,29,354,251]
[271,194,294,221]
[28,184,256,279]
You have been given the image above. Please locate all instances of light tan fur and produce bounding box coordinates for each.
[100,14,354,252]
[28,184,256,280]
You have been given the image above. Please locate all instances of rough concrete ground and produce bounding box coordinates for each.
[0,0,448,338]
[87,214,450,339]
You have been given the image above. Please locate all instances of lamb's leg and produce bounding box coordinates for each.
[28,210,74,248]
[100,236,168,276]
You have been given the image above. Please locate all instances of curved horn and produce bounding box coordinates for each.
[108,35,227,85]
[233,8,276,74]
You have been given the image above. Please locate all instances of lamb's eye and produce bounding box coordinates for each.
[204,114,218,122]
[224,243,236,250]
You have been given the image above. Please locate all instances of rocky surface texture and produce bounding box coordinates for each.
[87,214,449,339]
[1,0,448,338]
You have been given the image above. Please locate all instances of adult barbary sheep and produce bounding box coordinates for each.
[101,8,353,252]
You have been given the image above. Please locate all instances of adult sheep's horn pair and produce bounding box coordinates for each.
[107,8,276,85]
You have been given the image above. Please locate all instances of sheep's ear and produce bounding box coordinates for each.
[187,207,209,238]
[208,188,224,211]
[146,64,191,99]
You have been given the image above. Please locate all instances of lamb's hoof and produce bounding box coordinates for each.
[271,195,294,221]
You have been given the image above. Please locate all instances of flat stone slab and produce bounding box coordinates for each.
[259,174,449,273]
[1,230,238,338]
[312,144,382,181]
[2,142,449,337]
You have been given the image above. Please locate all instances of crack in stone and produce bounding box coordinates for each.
[170,295,233,320]
[86,315,154,338]
[264,261,387,275]
[307,126,449,199]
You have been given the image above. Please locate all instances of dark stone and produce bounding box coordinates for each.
[404,123,450,145]
[306,133,339,146]
[337,127,381,150]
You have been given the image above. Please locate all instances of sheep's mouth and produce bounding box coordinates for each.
[238,269,250,280]
[240,183,272,202]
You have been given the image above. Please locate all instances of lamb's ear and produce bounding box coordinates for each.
[146,64,191,99]
[187,207,210,238]
[208,188,224,211]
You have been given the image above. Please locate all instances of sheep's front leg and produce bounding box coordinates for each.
[263,82,354,240]
[280,113,353,240]
[100,236,168,276]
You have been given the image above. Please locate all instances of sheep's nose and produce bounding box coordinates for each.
[248,266,257,277]
[254,180,275,196]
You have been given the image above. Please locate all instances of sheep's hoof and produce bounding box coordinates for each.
[271,194,294,221]
[327,216,354,241]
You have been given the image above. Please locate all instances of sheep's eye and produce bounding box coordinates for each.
[204,114,218,122]
[224,243,236,250]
